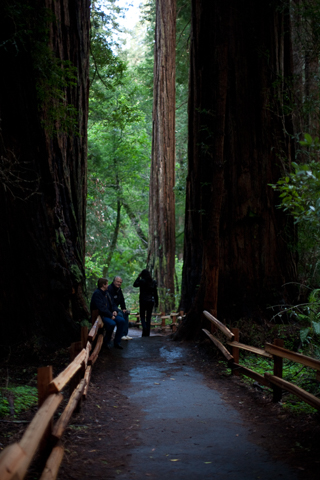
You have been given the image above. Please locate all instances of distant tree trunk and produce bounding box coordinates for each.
[102,200,121,278]
[0,0,90,348]
[179,0,297,338]
[148,0,176,312]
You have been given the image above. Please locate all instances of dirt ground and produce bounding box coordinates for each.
[1,329,320,479]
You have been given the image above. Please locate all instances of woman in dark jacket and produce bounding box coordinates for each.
[133,269,158,337]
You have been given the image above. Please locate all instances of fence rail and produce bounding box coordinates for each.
[0,316,104,480]
[202,310,320,411]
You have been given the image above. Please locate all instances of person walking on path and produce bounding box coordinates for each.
[133,269,158,337]
[90,278,125,349]
[108,276,132,340]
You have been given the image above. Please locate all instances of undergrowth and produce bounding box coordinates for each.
[0,385,38,418]
[236,352,320,415]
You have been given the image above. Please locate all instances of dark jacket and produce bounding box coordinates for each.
[107,282,126,311]
[133,277,158,308]
[90,288,113,318]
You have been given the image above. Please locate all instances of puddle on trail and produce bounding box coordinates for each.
[159,345,183,363]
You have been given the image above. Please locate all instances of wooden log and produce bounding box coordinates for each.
[88,334,104,366]
[0,443,26,480]
[265,343,320,371]
[84,341,92,368]
[272,339,284,402]
[81,326,88,348]
[91,309,99,325]
[231,363,271,387]
[88,316,104,343]
[51,379,86,440]
[226,341,272,358]
[69,341,82,361]
[47,350,86,394]
[230,328,240,376]
[83,366,92,398]
[203,311,234,341]
[12,394,62,480]
[39,445,64,480]
[37,366,53,406]
[37,366,53,452]
[202,329,234,362]
[265,373,320,410]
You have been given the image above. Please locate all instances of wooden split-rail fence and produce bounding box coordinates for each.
[0,310,183,480]
[202,310,320,410]
[0,317,107,480]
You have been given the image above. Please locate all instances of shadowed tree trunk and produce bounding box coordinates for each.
[179,0,297,338]
[148,0,176,312]
[0,0,90,348]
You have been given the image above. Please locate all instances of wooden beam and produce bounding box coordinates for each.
[203,311,234,340]
[265,343,320,371]
[84,341,92,368]
[230,328,240,376]
[39,445,64,480]
[202,329,234,362]
[13,394,62,480]
[88,316,103,342]
[231,363,271,387]
[81,326,88,349]
[272,339,284,402]
[265,373,320,410]
[0,443,26,480]
[37,366,53,407]
[88,334,104,366]
[51,379,86,440]
[37,366,53,452]
[83,366,92,398]
[47,349,86,394]
[226,341,272,358]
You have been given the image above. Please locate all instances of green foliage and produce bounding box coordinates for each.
[86,1,152,301]
[0,386,37,418]
[239,352,320,414]
[271,135,320,226]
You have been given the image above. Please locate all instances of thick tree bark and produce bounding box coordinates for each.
[179,0,297,338]
[0,0,90,348]
[148,0,176,312]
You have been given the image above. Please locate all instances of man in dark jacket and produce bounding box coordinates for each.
[107,276,132,340]
[90,278,125,349]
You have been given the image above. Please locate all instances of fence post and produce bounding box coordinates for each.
[231,328,240,376]
[161,312,166,333]
[37,366,53,451]
[81,325,88,349]
[272,338,284,402]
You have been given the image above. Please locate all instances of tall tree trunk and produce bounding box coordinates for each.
[179,0,297,338]
[148,0,176,312]
[0,0,90,348]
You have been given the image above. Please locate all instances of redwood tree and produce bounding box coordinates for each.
[0,0,90,347]
[148,0,176,312]
[180,0,297,337]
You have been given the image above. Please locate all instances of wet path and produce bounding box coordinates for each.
[59,335,299,480]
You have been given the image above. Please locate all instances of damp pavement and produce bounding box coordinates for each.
[59,332,300,480]
[104,333,298,480]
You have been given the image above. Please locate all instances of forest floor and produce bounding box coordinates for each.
[0,329,320,479]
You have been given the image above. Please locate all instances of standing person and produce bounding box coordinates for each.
[90,278,125,349]
[133,269,158,337]
[107,276,132,340]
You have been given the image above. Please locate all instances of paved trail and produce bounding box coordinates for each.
[59,334,299,480]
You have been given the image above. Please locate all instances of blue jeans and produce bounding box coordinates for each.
[102,315,125,345]
[117,310,129,336]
